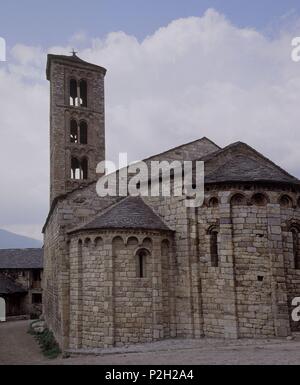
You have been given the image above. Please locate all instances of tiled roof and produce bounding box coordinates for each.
[0,249,43,269]
[201,142,300,185]
[205,155,300,184]
[0,274,27,294]
[46,53,107,80]
[43,137,219,233]
[72,197,172,233]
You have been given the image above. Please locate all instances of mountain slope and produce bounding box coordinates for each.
[0,229,42,249]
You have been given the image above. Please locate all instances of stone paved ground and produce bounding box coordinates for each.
[1,320,300,365]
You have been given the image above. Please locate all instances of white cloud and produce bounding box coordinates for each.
[1,8,300,239]
[70,31,88,45]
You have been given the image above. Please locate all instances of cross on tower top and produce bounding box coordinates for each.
[70,49,78,57]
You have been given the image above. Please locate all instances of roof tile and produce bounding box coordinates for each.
[74,197,172,232]
[0,249,43,269]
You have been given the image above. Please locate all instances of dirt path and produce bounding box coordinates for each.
[0,320,48,365]
[1,320,300,365]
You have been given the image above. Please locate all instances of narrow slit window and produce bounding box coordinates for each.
[291,228,300,269]
[139,253,144,278]
[71,157,81,180]
[210,230,219,267]
[80,121,88,144]
[81,158,88,180]
[70,119,78,143]
[137,250,148,278]
[80,80,87,107]
[70,79,78,106]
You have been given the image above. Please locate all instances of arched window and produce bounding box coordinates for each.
[136,249,149,278]
[112,236,125,258]
[279,195,293,208]
[139,253,145,278]
[80,80,87,107]
[81,158,88,180]
[231,193,247,206]
[143,237,153,249]
[94,237,103,248]
[161,239,170,256]
[251,193,268,206]
[84,238,91,247]
[71,157,81,180]
[70,119,78,143]
[70,79,87,107]
[209,227,219,267]
[80,121,88,144]
[71,157,88,180]
[127,237,139,247]
[70,79,78,106]
[291,228,300,269]
[209,197,219,208]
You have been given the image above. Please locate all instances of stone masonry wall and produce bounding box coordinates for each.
[281,198,300,332]
[68,230,174,348]
[231,202,274,337]
[49,59,105,204]
[44,183,300,349]
[144,195,198,338]
[197,186,300,338]
[197,201,225,337]
[43,136,218,347]
[43,205,69,348]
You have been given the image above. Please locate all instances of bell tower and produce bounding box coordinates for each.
[46,52,107,204]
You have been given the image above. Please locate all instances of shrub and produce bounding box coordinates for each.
[28,323,61,359]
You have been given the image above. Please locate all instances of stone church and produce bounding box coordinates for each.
[43,53,300,351]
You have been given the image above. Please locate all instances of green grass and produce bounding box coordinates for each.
[28,322,61,359]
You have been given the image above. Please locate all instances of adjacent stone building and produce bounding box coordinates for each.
[43,53,300,351]
[0,248,43,319]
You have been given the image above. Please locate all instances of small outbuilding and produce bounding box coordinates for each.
[0,248,43,319]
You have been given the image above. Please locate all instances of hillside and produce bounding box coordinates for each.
[0,229,42,249]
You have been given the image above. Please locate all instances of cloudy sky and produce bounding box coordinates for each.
[1,1,300,241]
